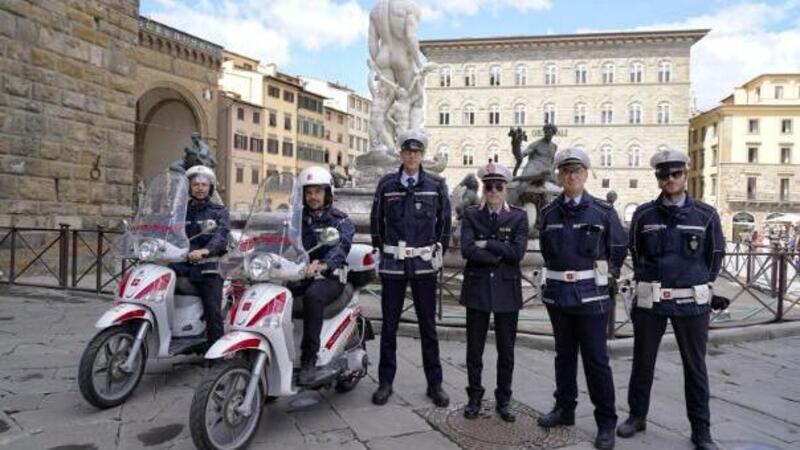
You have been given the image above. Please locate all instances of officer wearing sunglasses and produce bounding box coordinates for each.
[617,148,724,450]
[537,147,627,450]
[459,162,528,423]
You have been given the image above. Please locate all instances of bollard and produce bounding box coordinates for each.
[58,224,70,289]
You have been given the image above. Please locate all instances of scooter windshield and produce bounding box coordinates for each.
[115,170,190,262]
[219,174,307,280]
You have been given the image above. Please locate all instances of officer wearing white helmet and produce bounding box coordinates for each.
[537,147,627,450]
[292,166,355,385]
[170,165,230,349]
[370,128,452,407]
[460,161,528,423]
[617,148,725,450]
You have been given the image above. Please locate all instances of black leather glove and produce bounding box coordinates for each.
[710,295,730,311]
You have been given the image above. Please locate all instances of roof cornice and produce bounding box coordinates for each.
[420,29,710,54]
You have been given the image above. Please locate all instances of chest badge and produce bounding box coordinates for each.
[689,235,699,251]
[415,202,421,210]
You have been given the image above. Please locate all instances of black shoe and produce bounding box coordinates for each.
[463,388,482,419]
[616,416,646,438]
[691,427,720,450]
[496,403,516,423]
[537,404,575,428]
[298,360,317,386]
[426,383,450,407]
[595,428,615,450]
[372,383,393,405]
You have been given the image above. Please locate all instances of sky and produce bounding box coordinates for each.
[140,0,800,111]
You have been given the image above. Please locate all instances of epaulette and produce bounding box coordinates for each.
[424,171,445,183]
[467,204,481,209]
[693,200,716,213]
[509,204,525,211]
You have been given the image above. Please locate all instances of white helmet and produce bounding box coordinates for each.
[186,165,217,196]
[298,166,334,207]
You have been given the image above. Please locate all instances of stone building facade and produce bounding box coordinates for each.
[0,0,140,228]
[420,29,708,223]
[689,74,800,239]
[218,93,267,213]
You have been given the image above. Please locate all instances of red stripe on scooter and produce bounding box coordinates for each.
[224,338,261,354]
[113,309,146,323]
[324,315,352,350]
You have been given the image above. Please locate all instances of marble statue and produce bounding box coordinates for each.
[513,124,558,187]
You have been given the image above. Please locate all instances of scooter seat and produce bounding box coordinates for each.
[175,277,201,296]
[292,283,354,320]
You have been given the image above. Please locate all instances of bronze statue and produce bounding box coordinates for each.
[453,173,480,220]
[170,132,217,172]
[513,124,558,186]
[508,127,528,176]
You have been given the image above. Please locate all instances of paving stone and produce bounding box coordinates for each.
[367,430,461,450]
[338,404,430,441]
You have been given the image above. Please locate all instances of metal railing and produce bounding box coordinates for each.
[2,226,798,338]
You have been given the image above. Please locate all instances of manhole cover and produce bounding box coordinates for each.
[418,399,586,449]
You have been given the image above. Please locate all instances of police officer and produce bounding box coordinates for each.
[170,165,230,348]
[460,162,528,422]
[616,149,724,450]
[291,166,355,385]
[537,148,626,450]
[370,129,452,407]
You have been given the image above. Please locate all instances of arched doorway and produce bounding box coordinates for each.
[732,212,755,242]
[135,86,206,202]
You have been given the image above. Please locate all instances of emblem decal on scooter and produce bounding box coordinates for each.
[131,278,141,287]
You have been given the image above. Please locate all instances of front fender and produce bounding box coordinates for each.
[96,303,154,329]
[205,331,269,359]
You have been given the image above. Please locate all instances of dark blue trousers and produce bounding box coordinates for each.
[627,308,710,430]
[378,276,442,386]
[546,305,617,430]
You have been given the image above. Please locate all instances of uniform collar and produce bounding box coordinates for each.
[480,201,510,214]
[657,191,693,209]
[661,192,687,207]
[396,165,426,186]
[562,192,583,205]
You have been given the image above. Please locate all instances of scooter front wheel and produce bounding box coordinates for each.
[78,324,147,408]
[190,359,263,450]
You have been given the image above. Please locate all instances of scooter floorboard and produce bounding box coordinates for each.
[169,336,206,355]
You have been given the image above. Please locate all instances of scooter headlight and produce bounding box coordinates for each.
[137,239,160,261]
[246,255,272,281]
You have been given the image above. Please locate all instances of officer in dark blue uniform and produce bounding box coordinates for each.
[537,148,626,450]
[460,162,528,423]
[171,165,230,347]
[616,149,724,450]
[370,129,452,407]
[290,166,356,385]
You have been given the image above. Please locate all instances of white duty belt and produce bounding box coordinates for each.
[383,241,436,261]
[635,281,711,309]
[545,269,595,282]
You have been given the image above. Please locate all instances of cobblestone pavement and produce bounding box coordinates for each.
[0,285,798,449]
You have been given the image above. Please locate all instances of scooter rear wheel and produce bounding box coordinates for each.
[190,359,263,450]
[78,324,147,408]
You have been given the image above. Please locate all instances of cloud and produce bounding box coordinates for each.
[629,2,800,110]
[147,0,369,66]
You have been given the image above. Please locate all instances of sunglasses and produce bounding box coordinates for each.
[655,169,686,181]
[484,181,505,192]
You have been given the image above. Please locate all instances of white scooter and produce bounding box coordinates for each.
[77,170,238,409]
[188,176,376,450]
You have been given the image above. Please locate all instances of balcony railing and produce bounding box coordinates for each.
[726,192,798,203]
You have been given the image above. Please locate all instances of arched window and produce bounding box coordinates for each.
[462,104,475,125]
[488,145,500,163]
[513,103,526,126]
[602,62,615,84]
[462,145,475,166]
[488,104,500,125]
[628,102,642,124]
[627,145,641,167]
[601,102,614,124]
[629,61,643,83]
[574,103,587,125]
[438,104,450,125]
[439,67,451,87]
[464,66,476,87]
[515,64,527,86]
[658,60,672,83]
[657,102,671,124]
[489,65,502,86]
[600,145,613,167]
[544,63,558,85]
[575,63,588,84]
[437,144,449,160]
[543,103,556,125]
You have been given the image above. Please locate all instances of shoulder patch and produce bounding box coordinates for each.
[593,199,614,209]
